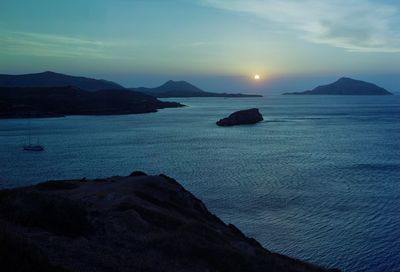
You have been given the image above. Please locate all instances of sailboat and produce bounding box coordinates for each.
[23,143,44,151]
[23,120,44,152]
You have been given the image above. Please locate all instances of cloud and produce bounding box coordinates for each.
[0,31,142,58]
[200,0,400,53]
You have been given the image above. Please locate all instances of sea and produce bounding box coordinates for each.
[0,94,399,271]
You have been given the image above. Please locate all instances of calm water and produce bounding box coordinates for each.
[1,95,400,271]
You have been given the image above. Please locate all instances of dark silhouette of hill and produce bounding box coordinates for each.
[0,71,124,91]
[0,172,340,272]
[0,72,262,97]
[131,80,262,98]
[284,77,392,95]
[0,86,183,118]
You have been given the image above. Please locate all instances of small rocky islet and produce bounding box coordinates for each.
[0,172,340,272]
[216,108,264,126]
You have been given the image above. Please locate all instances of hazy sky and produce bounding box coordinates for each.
[1,0,400,93]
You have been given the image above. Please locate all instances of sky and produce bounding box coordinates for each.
[1,0,400,93]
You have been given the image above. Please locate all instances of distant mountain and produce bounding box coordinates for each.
[131,80,262,98]
[136,80,204,95]
[0,71,124,91]
[283,77,393,95]
[0,86,183,118]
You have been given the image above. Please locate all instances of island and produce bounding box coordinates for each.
[0,86,183,118]
[131,80,263,98]
[217,108,264,126]
[0,172,340,272]
[283,77,393,95]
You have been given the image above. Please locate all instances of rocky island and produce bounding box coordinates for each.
[217,108,264,126]
[283,77,393,95]
[131,80,262,98]
[0,172,339,272]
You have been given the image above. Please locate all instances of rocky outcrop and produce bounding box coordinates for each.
[217,108,264,126]
[0,173,339,272]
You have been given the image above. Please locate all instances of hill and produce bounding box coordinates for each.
[0,71,124,91]
[0,172,339,272]
[283,77,393,95]
[0,86,183,118]
[131,80,262,98]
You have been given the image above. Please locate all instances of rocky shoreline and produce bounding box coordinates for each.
[0,172,340,272]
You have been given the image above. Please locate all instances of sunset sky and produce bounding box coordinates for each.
[1,0,400,93]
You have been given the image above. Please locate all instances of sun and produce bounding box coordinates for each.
[254,74,260,80]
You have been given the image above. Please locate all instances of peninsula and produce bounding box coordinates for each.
[0,86,183,118]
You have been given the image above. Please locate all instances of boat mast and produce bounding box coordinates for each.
[28,118,31,145]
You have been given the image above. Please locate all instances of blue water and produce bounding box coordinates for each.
[1,95,400,271]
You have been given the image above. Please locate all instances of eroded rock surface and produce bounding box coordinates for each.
[0,173,339,272]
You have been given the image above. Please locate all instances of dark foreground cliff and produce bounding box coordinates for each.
[0,173,339,272]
